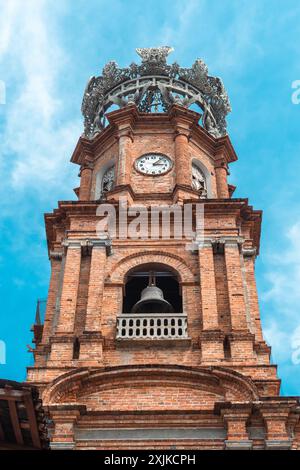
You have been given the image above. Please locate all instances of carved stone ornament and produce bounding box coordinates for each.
[191,163,207,199]
[102,165,115,193]
[81,47,231,139]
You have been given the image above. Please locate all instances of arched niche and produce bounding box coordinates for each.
[94,159,116,199]
[191,158,213,198]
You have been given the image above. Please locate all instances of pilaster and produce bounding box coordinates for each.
[79,163,93,200]
[260,401,293,450]
[218,403,253,450]
[79,239,108,365]
[242,247,264,342]
[41,251,63,344]
[198,239,224,361]
[56,240,82,334]
[215,164,229,198]
[116,129,133,186]
[49,240,82,362]
[49,406,86,450]
[174,131,190,187]
[169,104,199,193]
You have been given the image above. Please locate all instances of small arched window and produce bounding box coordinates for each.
[102,165,115,194]
[191,163,207,198]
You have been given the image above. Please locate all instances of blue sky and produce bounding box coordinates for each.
[0,0,300,394]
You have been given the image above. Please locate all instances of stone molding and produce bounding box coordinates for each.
[225,439,253,450]
[264,439,292,450]
[61,237,112,256]
[50,442,75,450]
[195,236,245,249]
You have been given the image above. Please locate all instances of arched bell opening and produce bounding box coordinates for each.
[122,263,183,314]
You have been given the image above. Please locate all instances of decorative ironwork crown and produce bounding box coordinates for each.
[81,47,231,140]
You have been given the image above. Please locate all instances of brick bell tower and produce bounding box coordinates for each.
[27,47,300,450]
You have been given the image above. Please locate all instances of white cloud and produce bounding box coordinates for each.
[291,326,300,365]
[262,221,300,313]
[264,320,291,364]
[261,221,300,382]
[0,0,81,195]
[0,1,18,56]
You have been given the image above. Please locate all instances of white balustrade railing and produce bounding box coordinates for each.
[116,313,188,340]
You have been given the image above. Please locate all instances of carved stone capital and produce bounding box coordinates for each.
[242,247,257,258]
[214,159,229,171]
[87,238,112,256]
[61,239,82,249]
[174,127,192,140]
[219,236,245,246]
[49,251,63,261]
[61,237,112,255]
[79,162,94,177]
[116,129,134,142]
[195,236,245,251]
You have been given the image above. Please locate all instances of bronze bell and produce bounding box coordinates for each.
[131,272,174,314]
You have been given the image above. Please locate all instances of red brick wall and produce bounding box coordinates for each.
[27,107,298,450]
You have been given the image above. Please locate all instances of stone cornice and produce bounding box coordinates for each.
[44,198,261,254]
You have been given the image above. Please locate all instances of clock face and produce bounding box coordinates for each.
[135,153,172,176]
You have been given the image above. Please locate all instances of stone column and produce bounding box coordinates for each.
[220,404,253,450]
[50,240,82,362]
[79,240,108,365]
[79,164,93,201]
[198,240,224,361]
[224,238,255,360]
[116,130,132,186]
[174,130,190,186]
[215,164,229,198]
[57,240,82,333]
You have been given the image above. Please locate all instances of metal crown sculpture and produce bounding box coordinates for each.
[81,47,231,139]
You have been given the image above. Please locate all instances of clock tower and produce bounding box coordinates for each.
[27,47,300,450]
